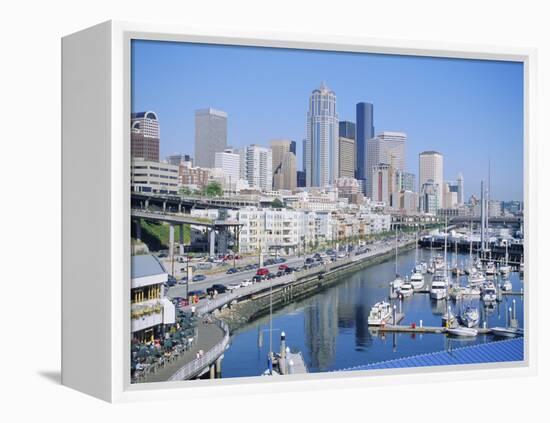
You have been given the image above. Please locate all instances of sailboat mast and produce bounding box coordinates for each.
[395,225,398,276]
[444,217,448,277]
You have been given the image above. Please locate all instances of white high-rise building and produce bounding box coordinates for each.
[419,151,444,209]
[214,149,241,184]
[194,108,228,168]
[305,82,339,187]
[242,144,272,192]
[366,131,406,198]
[457,172,464,205]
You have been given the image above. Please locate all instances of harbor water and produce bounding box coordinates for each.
[221,248,524,378]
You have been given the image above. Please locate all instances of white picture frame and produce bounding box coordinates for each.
[61,20,537,403]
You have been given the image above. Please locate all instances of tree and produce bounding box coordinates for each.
[271,198,284,208]
[204,181,223,197]
[179,186,192,196]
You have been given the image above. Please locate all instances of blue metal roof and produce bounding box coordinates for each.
[131,255,167,279]
[340,338,524,372]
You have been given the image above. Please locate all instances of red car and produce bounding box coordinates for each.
[278,264,288,271]
[256,267,269,276]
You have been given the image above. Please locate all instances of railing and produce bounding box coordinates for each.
[168,319,230,381]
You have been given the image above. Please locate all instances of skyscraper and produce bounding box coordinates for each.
[339,121,356,140]
[355,102,374,185]
[194,108,227,168]
[241,144,272,191]
[131,111,160,161]
[366,131,407,198]
[214,149,241,184]
[271,139,297,191]
[338,136,355,178]
[419,151,444,209]
[305,82,339,187]
[457,172,464,205]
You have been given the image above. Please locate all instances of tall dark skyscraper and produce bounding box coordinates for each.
[355,102,374,183]
[338,121,356,140]
[289,140,297,155]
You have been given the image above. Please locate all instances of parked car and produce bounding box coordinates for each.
[278,264,288,270]
[192,274,207,282]
[276,270,284,277]
[226,267,238,274]
[266,273,276,280]
[206,284,227,295]
[256,267,270,276]
[240,279,253,287]
[284,267,295,274]
[227,282,241,291]
[187,290,207,299]
[252,275,263,283]
[166,275,177,287]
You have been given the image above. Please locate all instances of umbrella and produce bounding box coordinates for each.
[136,347,151,359]
[164,339,173,349]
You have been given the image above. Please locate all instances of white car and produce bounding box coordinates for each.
[227,282,241,291]
[240,279,253,287]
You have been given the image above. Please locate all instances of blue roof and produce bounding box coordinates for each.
[340,338,524,372]
[131,255,167,279]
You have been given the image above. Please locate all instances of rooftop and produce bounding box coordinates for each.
[339,338,524,372]
[131,255,167,279]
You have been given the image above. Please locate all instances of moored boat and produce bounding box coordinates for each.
[447,326,478,337]
[368,301,392,326]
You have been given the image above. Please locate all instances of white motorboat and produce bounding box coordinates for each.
[430,277,448,300]
[482,283,497,302]
[410,271,425,290]
[500,242,511,275]
[447,326,478,337]
[399,282,414,297]
[391,276,404,291]
[368,301,393,326]
[462,286,481,297]
[501,278,512,291]
[485,261,496,276]
[491,327,523,338]
[460,306,480,328]
[433,255,445,271]
[468,270,485,287]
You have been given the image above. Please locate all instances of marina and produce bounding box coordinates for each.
[220,244,524,378]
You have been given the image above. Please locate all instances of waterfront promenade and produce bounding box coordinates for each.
[141,320,225,383]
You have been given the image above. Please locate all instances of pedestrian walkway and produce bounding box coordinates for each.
[142,320,225,383]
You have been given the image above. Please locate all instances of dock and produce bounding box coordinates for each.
[286,351,308,374]
[377,324,492,335]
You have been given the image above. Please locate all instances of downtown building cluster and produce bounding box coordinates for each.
[129,83,516,255]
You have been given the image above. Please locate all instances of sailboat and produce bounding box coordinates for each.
[410,231,425,290]
[430,220,450,301]
[389,226,404,293]
[501,278,512,291]
[500,241,511,275]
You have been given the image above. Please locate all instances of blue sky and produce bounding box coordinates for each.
[131,40,524,201]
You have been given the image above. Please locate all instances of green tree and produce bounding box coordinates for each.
[179,186,192,196]
[271,198,284,208]
[204,181,223,197]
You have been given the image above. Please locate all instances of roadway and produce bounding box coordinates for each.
[166,236,414,299]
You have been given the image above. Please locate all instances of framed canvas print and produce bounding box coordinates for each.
[61,21,537,402]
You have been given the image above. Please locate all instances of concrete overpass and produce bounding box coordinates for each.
[131,209,243,257]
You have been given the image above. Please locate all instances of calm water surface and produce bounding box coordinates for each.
[222,248,524,378]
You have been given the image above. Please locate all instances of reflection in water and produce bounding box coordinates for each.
[304,288,338,371]
[221,248,525,378]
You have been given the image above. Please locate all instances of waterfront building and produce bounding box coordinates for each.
[442,182,458,209]
[305,82,339,187]
[131,111,160,162]
[131,158,179,195]
[355,102,374,187]
[131,255,175,343]
[271,139,297,191]
[366,132,406,199]
[241,144,272,192]
[338,136,356,178]
[166,153,192,166]
[339,120,356,140]
[214,148,241,185]
[396,190,419,214]
[194,108,228,168]
[489,200,503,217]
[419,151,443,209]
[336,177,364,205]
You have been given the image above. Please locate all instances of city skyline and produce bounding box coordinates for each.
[131,40,523,201]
